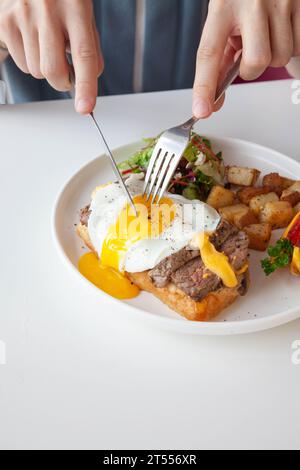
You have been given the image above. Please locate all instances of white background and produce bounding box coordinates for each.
[0,81,300,450]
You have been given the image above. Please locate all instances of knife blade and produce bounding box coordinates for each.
[68,62,137,216]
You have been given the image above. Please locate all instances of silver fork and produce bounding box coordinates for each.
[143,54,242,203]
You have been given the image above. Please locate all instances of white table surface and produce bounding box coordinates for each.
[0,80,300,450]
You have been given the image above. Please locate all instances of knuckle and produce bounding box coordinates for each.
[197,44,218,61]
[193,83,214,99]
[39,0,53,15]
[279,0,293,15]
[76,43,96,61]
[76,79,93,88]
[0,14,13,36]
[209,0,226,14]
[16,0,31,20]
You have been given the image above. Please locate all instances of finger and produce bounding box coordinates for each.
[269,5,293,67]
[92,17,104,77]
[21,27,43,79]
[239,5,271,80]
[5,25,29,74]
[67,8,98,115]
[193,3,232,119]
[292,9,300,56]
[39,15,71,91]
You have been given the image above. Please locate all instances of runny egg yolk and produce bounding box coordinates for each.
[198,233,238,288]
[101,194,175,272]
[79,194,175,300]
[78,252,140,300]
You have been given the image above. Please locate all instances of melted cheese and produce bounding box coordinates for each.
[198,233,238,288]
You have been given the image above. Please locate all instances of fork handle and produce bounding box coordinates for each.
[181,53,242,131]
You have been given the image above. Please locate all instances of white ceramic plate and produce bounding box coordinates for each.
[53,137,300,335]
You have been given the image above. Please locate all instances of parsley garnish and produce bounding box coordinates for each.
[261,239,294,276]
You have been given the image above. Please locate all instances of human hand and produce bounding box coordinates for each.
[0,0,104,114]
[193,0,300,118]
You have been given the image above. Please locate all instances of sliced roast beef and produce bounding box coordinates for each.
[171,257,221,301]
[149,247,200,288]
[209,218,238,248]
[80,205,91,227]
[149,219,236,288]
[220,231,249,271]
[166,229,249,301]
[238,271,250,296]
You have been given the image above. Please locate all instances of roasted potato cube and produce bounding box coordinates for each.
[206,185,235,209]
[281,191,300,207]
[281,182,300,207]
[282,176,296,189]
[219,204,249,223]
[233,209,259,230]
[237,186,271,205]
[259,201,294,229]
[227,166,261,186]
[262,172,283,196]
[249,192,279,216]
[243,223,272,251]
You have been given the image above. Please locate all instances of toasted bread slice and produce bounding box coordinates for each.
[76,222,248,322]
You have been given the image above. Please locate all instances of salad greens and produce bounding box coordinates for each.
[118,132,225,202]
[261,239,294,276]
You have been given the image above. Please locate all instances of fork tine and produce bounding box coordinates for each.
[146,150,167,200]
[151,153,174,202]
[156,155,180,203]
[142,142,162,196]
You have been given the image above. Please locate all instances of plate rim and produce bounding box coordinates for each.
[52,135,300,335]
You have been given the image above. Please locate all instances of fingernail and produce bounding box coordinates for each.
[76,98,93,114]
[193,98,211,118]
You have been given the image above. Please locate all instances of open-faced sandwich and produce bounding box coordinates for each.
[77,132,300,321]
[77,139,250,321]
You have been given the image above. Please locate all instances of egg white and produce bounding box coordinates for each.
[88,176,220,273]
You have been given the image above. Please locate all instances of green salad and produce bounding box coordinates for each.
[118,133,225,201]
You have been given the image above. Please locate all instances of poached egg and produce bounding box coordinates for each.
[79,176,224,299]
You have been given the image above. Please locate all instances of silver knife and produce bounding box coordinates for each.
[68,63,137,216]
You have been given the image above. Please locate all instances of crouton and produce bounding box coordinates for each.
[237,186,271,205]
[281,181,300,205]
[206,185,235,209]
[259,201,294,229]
[233,209,259,230]
[262,172,283,196]
[218,204,249,223]
[243,223,272,251]
[249,192,279,216]
[226,166,261,186]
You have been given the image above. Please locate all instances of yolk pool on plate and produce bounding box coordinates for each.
[78,194,175,300]
[78,252,140,300]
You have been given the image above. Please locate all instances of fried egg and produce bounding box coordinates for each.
[88,175,220,267]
